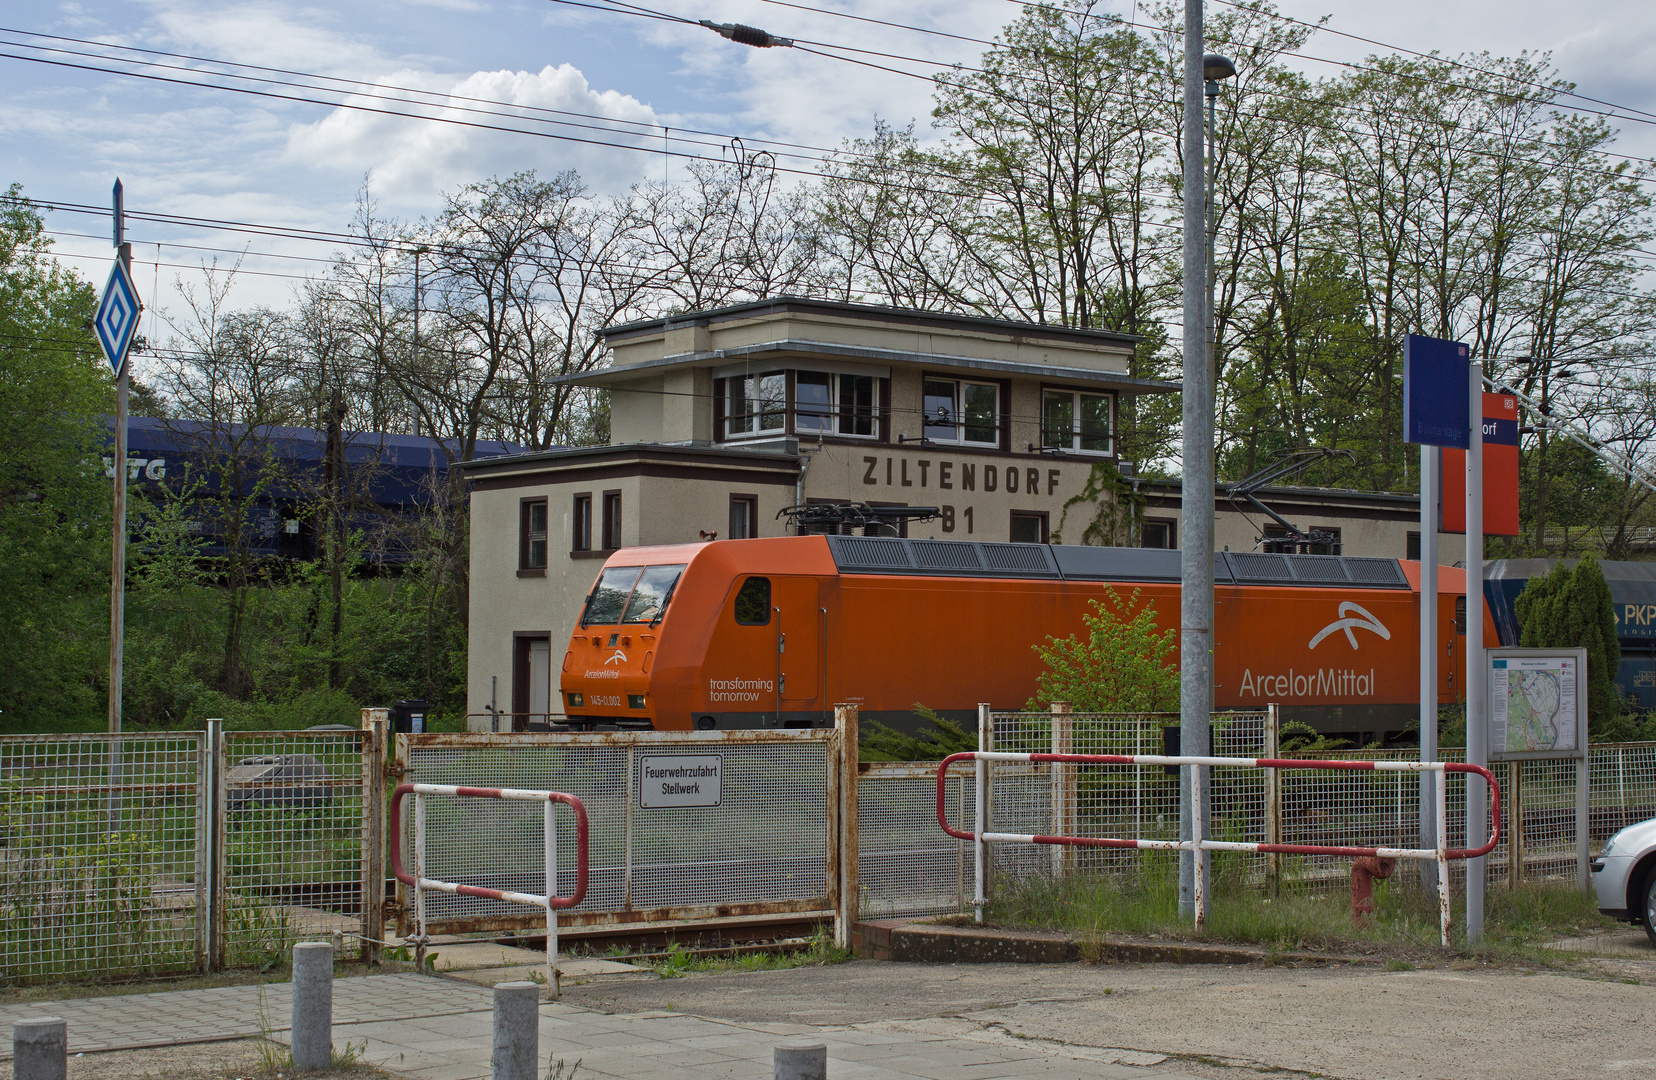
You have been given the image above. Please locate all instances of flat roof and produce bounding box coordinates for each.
[555,337,1179,394]
[453,441,801,476]
[599,295,1142,349]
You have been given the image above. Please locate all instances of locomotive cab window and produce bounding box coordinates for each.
[581,564,686,627]
[581,566,640,626]
[733,576,771,625]
[622,564,685,624]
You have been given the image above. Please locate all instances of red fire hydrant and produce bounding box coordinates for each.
[1350,856,1396,925]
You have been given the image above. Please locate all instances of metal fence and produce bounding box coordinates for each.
[0,725,382,987]
[0,733,205,984]
[395,727,846,940]
[858,762,975,918]
[216,727,382,970]
[3,711,1654,986]
[974,707,1627,895]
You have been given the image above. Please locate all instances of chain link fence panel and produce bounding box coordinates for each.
[858,764,974,918]
[1,734,203,985]
[218,730,372,969]
[398,732,835,935]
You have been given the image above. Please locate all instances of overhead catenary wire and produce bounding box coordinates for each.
[4,9,1650,232]
[7,11,1653,343]
[1007,0,1656,136]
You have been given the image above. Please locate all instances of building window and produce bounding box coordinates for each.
[520,498,548,570]
[734,576,771,625]
[601,490,622,550]
[572,493,592,552]
[726,371,786,438]
[729,495,758,539]
[1407,531,1421,561]
[923,378,999,445]
[1010,511,1049,544]
[1142,519,1176,549]
[796,371,877,438]
[1041,389,1114,454]
[1262,524,1341,556]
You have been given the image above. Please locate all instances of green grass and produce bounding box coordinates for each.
[644,927,850,978]
[987,854,1615,960]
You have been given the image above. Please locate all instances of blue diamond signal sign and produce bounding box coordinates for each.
[94,258,142,377]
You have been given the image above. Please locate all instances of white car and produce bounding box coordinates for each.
[1593,817,1656,945]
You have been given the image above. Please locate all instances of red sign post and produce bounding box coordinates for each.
[1441,392,1520,536]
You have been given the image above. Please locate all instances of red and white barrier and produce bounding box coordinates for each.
[390,783,588,995]
[937,752,1501,946]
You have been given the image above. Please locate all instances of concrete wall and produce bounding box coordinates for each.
[800,442,1113,542]
[465,457,798,728]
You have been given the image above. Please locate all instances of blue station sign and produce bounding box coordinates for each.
[1403,334,1471,448]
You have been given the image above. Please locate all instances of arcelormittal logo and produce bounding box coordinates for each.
[1308,602,1391,650]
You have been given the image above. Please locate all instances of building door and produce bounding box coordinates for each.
[528,640,551,725]
[512,634,551,731]
[774,577,822,724]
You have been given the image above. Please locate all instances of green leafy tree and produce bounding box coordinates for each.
[0,186,109,729]
[1028,587,1178,712]
[1515,555,1624,737]
[861,704,978,762]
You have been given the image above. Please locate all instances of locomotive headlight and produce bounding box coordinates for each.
[566,692,583,708]
[628,694,646,709]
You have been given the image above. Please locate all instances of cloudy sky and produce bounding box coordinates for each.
[4,0,1654,318]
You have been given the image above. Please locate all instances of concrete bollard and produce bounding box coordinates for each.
[291,941,334,1071]
[774,1042,827,1080]
[13,1019,67,1080]
[492,982,540,1080]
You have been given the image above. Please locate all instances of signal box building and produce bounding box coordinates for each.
[457,297,1473,732]
[457,297,1167,729]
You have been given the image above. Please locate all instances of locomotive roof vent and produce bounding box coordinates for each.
[827,536,914,569]
[826,535,1405,588]
[1343,557,1409,586]
[826,535,1061,577]
[982,543,1059,575]
[1221,551,1407,589]
[911,539,986,571]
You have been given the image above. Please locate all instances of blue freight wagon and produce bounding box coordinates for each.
[105,416,526,563]
[1485,558,1656,710]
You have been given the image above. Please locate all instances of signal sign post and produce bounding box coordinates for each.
[1404,334,1487,942]
[96,179,142,738]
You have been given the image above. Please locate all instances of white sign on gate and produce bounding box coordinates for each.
[638,754,723,808]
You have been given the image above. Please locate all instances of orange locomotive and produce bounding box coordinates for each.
[559,535,1494,738]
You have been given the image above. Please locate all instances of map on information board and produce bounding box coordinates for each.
[1489,653,1581,757]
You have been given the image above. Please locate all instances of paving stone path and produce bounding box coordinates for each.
[0,972,1206,1080]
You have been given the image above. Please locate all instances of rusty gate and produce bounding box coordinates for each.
[393,720,857,944]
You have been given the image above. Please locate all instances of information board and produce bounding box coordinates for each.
[1487,648,1587,760]
[638,753,723,808]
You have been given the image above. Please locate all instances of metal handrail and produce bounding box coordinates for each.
[938,750,1501,947]
[389,782,588,996]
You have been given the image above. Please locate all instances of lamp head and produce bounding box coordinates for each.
[1203,53,1237,81]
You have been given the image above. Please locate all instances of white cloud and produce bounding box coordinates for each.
[282,64,665,203]
[137,0,392,79]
